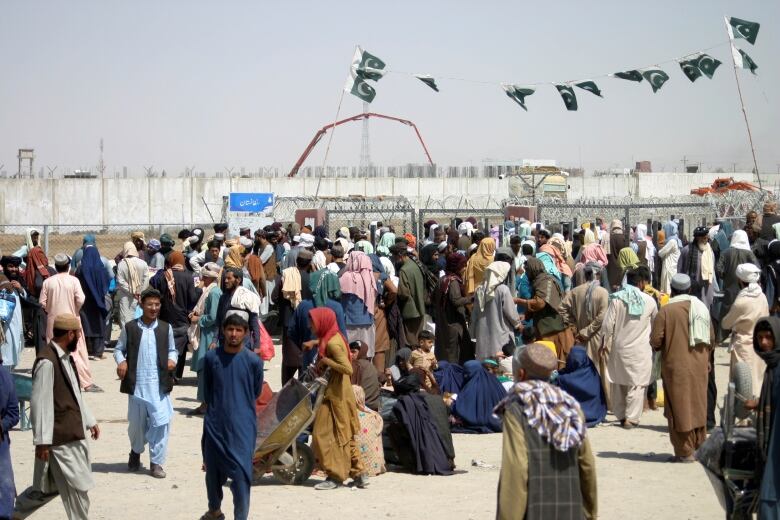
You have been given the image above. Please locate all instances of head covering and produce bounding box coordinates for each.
[440,252,467,301]
[577,243,608,268]
[313,225,328,240]
[0,256,21,268]
[130,231,145,243]
[224,244,244,268]
[458,221,474,237]
[753,317,780,462]
[25,228,41,250]
[53,253,70,267]
[539,243,572,277]
[299,233,315,249]
[495,379,586,451]
[730,229,751,251]
[24,247,51,294]
[635,224,648,242]
[239,236,253,249]
[451,360,507,433]
[122,241,139,258]
[671,273,691,291]
[147,239,161,252]
[339,251,377,314]
[78,246,110,314]
[352,384,370,413]
[693,226,709,238]
[201,262,221,279]
[662,221,681,247]
[214,233,225,242]
[764,202,778,215]
[420,244,439,274]
[617,247,640,271]
[464,237,496,294]
[167,251,186,269]
[404,233,417,250]
[82,234,96,246]
[476,261,511,312]
[159,233,175,248]
[53,313,81,331]
[297,249,314,261]
[518,343,558,380]
[582,228,596,246]
[524,256,563,311]
[736,263,763,298]
[376,232,396,256]
[556,346,608,427]
[433,361,465,394]
[310,266,341,307]
[309,307,347,358]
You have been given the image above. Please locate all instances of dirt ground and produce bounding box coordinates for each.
[7,342,728,520]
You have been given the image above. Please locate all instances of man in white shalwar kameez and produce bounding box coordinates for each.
[114,288,177,479]
[721,263,768,394]
[600,268,658,428]
[30,313,100,520]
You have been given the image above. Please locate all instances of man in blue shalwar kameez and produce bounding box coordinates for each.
[114,288,177,479]
[0,358,20,519]
[200,312,263,520]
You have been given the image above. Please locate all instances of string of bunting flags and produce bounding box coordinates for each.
[343,15,760,112]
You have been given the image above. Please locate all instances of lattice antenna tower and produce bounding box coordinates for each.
[359,101,371,177]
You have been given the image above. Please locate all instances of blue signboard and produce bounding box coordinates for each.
[229,192,274,214]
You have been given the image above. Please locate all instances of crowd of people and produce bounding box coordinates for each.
[3,203,780,518]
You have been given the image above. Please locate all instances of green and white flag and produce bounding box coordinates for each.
[640,68,670,93]
[694,53,722,79]
[351,46,387,81]
[344,72,377,103]
[502,84,535,111]
[678,58,703,82]
[574,80,603,97]
[612,70,643,82]
[414,74,439,92]
[727,16,760,45]
[731,44,758,75]
[555,84,578,111]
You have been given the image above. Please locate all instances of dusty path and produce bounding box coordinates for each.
[8,343,728,519]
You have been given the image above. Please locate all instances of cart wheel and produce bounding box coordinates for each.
[272,441,315,485]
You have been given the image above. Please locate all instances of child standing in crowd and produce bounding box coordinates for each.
[410,329,438,372]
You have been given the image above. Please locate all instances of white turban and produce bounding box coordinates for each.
[736,263,761,283]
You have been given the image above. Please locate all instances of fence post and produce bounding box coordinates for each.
[43,225,50,254]
[624,205,630,228]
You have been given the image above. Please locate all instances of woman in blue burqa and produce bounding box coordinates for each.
[556,346,607,427]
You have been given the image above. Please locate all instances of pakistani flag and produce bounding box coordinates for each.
[731,44,758,75]
[555,84,578,111]
[351,46,387,81]
[678,59,703,82]
[612,70,644,82]
[694,53,722,79]
[727,16,760,45]
[640,68,670,93]
[502,84,535,111]
[414,74,439,92]
[575,80,603,97]
[344,72,377,103]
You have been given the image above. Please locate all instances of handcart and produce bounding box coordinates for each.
[252,373,327,485]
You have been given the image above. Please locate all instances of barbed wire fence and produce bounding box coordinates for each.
[2,190,772,259]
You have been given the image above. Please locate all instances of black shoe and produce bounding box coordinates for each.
[128,451,141,471]
[150,463,167,479]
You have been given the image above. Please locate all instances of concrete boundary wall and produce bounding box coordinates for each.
[0,171,761,225]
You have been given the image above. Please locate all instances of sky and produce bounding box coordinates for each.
[1,0,778,176]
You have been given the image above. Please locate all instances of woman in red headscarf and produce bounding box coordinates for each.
[308,307,367,490]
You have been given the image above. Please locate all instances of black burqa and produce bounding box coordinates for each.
[389,391,454,475]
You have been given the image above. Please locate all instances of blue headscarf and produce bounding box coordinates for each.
[556,346,607,427]
[662,221,682,248]
[451,360,507,433]
[78,246,109,314]
[714,220,733,252]
[433,361,465,394]
[83,234,96,246]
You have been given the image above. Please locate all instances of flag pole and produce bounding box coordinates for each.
[725,18,762,191]
[315,88,346,198]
